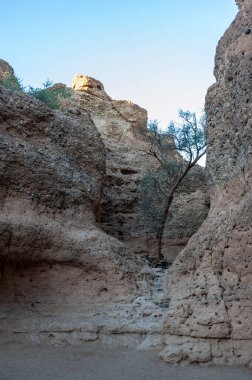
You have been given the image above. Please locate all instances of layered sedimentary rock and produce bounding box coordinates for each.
[0,80,150,339]
[71,75,208,261]
[161,0,252,366]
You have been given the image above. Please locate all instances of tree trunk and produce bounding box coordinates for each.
[155,194,173,260]
[154,163,192,260]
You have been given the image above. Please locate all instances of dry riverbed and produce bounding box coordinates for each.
[0,341,252,380]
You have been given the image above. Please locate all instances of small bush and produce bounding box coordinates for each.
[0,75,72,110]
[28,80,72,109]
[0,75,24,91]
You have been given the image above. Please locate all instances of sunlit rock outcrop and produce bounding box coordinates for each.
[0,58,14,80]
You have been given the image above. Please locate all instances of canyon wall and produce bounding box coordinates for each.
[1,1,251,368]
[70,75,208,262]
[161,0,252,366]
[0,72,150,339]
[0,59,208,346]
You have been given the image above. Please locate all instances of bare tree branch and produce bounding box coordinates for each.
[139,111,206,261]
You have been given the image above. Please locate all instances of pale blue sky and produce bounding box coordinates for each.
[1,0,237,125]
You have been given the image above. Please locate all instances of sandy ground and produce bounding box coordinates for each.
[0,341,251,380]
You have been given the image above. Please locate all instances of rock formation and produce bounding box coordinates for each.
[0,63,208,350]
[161,0,252,366]
[70,74,208,262]
[0,58,14,80]
[1,0,251,369]
[0,79,153,340]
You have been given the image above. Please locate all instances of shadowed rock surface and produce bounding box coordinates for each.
[161,0,252,366]
[0,82,155,339]
[0,60,208,358]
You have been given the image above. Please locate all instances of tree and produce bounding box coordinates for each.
[140,110,206,261]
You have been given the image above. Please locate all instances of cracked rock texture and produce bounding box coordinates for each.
[162,0,252,366]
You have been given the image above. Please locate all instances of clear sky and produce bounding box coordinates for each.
[1,0,237,126]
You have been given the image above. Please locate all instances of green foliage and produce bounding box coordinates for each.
[0,75,24,91]
[168,110,206,162]
[0,76,72,110]
[28,80,72,109]
[139,110,206,259]
[147,111,206,164]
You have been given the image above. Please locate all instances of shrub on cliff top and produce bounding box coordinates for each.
[0,75,24,91]
[28,80,72,109]
[0,76,72,109]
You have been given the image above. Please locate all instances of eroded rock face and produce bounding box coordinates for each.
[162,1,252,366]
[0,80,149,337]
[0,59,14,80]
[0,85,108,267]
[71,75,208,261]
[0,62,209,346]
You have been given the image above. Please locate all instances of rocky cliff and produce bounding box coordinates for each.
[70,74,208,262]
[0,68,153,341]
[161,0,252,366]
[0,60,208,348]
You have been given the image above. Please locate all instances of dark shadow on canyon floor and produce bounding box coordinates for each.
[0,342,252,380]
